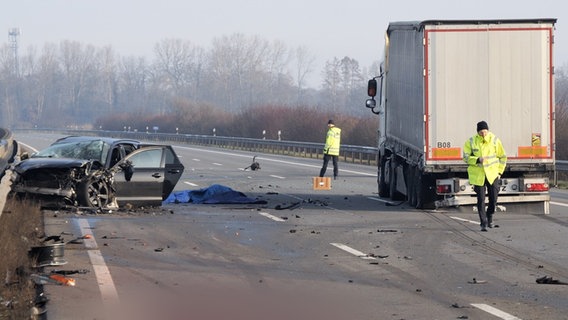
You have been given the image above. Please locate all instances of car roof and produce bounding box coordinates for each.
[52,136,141,146]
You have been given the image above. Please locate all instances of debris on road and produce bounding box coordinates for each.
[275,202,301,210]
[377,229,398,233]
[243,156,261,171]
[30,273,75,286]
[50,269,89,276]
[467,278,487,284]
[536,276,568,285]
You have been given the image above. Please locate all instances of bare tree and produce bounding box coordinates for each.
[0,44,18,127]
[209,34,278,110]
[117,56,149,114]
[58,41,102,124]
[555,66,568,160]
[21,44,60,125]
[321,57,342,112]
[153,39,192,92]
[294,45,316,101]
[98,46,117,113]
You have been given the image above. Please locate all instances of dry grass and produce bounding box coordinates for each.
[0,197,44,319]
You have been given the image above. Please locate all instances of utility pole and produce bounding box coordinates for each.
[8,27,20,77]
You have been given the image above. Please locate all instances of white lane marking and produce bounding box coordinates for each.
[184,181,199,187]
[330,243,376,260]
[192,158,200,161]
[367,196,392,204]
[77,219,120,303]
[450,216,479,225]
[471,304,522,320]
[551,201,568,207]
[270,175,285,179]
[173,145,376,177]
[258,212,286,222]
[212,162,223,166]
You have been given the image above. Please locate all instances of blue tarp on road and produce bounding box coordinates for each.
[163,184,267,204]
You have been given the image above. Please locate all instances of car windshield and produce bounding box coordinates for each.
[33,139,111,164]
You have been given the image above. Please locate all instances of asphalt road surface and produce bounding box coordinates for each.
[15,132,568,320]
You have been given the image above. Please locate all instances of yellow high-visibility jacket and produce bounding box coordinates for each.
[463,132,507,186]
[324,126,341,156]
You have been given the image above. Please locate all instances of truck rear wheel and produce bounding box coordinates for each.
[378,157,389,198]
[407,165,417,207]
[414,169,424,208]
[389,158,404,201]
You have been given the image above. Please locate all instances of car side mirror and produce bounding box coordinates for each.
[119,160,134,181]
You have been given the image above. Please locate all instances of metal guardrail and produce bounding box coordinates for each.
[13,129,380,166]
[556,160,568,171]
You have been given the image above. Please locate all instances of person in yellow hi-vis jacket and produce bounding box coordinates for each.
[463,121,507,231]
[319,119,341,180]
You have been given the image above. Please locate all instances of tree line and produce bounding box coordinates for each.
[0,34,378,137]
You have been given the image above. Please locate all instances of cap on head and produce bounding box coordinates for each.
[328,119,334,125]
[476,121,489,132]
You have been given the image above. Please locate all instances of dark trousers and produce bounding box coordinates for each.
[319,154,338,178]
[474,178,500,227]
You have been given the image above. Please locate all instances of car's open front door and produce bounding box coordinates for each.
[112,146,166,207]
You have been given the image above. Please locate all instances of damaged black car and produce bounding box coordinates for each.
[10,136,184,209]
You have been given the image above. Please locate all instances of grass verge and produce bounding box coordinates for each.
[0,197,44,319]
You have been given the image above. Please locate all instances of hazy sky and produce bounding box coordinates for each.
[1,0,565,86]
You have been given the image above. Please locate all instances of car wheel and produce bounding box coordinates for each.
[77,177,112,208]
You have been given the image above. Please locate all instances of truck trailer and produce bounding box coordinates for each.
[365,19,556,213]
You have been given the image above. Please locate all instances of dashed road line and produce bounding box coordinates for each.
[184,181,199,187]
[367,196,391,203]
[270,175,285,179]
[330,243,376,260]
[258,212,286,222]
[471,303,522,320]
[450,216,479,225]
[330,241,522,319]
[212,162,223,166]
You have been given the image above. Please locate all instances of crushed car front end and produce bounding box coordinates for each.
[11,158,113,208]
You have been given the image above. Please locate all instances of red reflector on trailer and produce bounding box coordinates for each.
[437,184,452,194]
[525,183,549,192]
